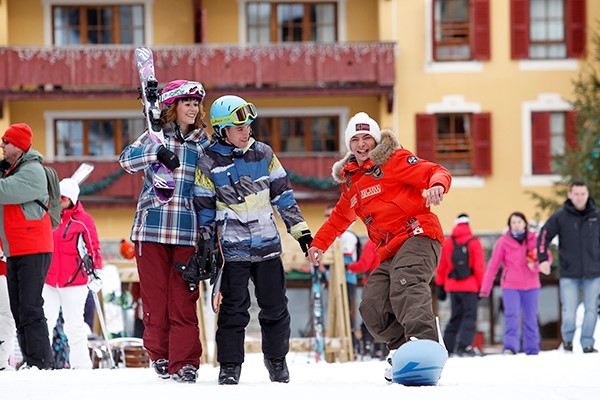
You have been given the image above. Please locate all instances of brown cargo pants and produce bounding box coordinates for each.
[358,235,441,350]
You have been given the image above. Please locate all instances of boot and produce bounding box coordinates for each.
[218,363,241,385]
[151,359,169,379]
[172,364,198,384]
[264,357,290,383]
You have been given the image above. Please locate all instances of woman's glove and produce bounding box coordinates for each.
[157,145,180,171]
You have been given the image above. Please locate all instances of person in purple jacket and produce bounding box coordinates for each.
[479,212,551,355]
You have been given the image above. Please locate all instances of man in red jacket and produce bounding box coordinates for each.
[0,123,54,370]
[434,214,484,356]
[308,112,451,380]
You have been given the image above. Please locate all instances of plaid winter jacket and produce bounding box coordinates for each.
[119,123,210,246]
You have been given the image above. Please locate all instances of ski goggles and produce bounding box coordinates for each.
[160,81,206,104]
[211,103,258,126]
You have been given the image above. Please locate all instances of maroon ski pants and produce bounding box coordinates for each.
[135,241,202,373]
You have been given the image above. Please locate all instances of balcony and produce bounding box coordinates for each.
[0,42,395,108]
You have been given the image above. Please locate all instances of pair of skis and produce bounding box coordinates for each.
[135,47,225,314]
[311,264,326,362]
[134,47,175,203]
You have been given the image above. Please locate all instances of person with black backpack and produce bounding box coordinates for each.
[0,123,54,370]
[435,213,485,357]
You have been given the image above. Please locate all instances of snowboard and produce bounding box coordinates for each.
[134,47,175,202]
[391,339,448,386]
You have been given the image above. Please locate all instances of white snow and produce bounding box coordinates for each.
[1,348,599,400]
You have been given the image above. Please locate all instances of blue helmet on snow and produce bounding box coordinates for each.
[210,95,258,138]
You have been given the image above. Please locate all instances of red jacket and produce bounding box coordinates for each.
[311,130,451,261]
[434,223,485,293]
[0,150,53,257]
[347,239,379,284]
[45,201,102,288]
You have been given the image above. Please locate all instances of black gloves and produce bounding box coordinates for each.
[436,285,447,301]
[157,145,180,171]
[298,230,313,257]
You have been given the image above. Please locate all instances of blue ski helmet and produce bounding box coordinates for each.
[210,95,258,138]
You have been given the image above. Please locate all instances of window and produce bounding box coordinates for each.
[531,111,576,174]
[530,0,566,58]
[52,4,144,45]
[54,117,144,157]
[254,115,339,153]
[246,2,337,44]
[416,112,491,176]
[431,0,490,62]
[511,0,586,60]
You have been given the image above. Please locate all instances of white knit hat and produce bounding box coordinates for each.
[60,178,80,205]
[344,112,381,150]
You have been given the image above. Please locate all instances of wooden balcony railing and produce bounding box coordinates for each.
[0,42,395,96]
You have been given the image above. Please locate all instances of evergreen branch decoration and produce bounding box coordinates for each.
[80,169,126,195]
[286,169,339,190]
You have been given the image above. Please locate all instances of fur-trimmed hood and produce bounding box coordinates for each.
[331,128,401,183]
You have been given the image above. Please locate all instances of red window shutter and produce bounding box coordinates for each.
[565,110,578,149]
[510,0,529,59]
[416,114,436,161]
[566,0,586,58]
[471,113,492,176]
[531,112,551,175]
[472,0,490,60]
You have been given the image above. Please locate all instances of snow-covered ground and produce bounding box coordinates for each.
[2,348,599,400]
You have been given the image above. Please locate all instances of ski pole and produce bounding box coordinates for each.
[91,291,116,369]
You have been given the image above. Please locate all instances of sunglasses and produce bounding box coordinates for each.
[211,103,258,126]
[2,139,9,145]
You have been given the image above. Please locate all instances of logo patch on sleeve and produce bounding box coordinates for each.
[407,156,418,165]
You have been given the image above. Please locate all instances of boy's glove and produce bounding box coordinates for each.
[157,145,180,171]
[297,230,313,257]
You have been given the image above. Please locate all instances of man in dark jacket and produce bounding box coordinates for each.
[0,123,54,369]
[537,180,600,354]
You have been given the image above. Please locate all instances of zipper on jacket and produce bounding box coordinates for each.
[227,172,244,203]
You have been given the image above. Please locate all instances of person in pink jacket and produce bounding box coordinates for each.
[479,212,551,355]
[42,178,102,369]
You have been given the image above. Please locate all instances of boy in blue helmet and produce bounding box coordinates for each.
[193,95,313,385]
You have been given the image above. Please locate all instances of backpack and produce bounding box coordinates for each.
[34,166,61,230]
[449,236,475,280]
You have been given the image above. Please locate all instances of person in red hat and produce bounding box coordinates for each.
[0,123,54,370]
